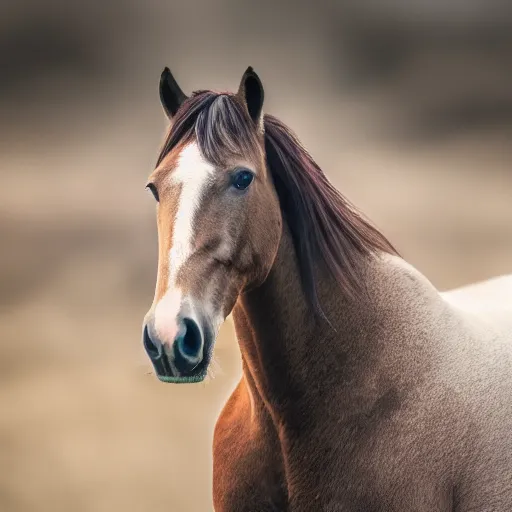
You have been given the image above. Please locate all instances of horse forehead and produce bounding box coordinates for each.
[172,142,216,185]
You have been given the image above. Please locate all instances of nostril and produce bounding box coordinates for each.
[176,318,202,359]
[143,325,161,359]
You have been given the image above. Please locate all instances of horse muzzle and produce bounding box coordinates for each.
[143,305,214,383]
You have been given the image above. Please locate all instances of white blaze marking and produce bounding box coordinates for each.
[154,289,182,345]
[154,143,216,342]
[168,143,216,285]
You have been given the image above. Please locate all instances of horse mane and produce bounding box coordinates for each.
[156,90,398,314]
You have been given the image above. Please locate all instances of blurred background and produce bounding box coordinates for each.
[1,0,511,510]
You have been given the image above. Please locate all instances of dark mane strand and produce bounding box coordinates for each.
[263,115,398,314]
[156,92,397,315]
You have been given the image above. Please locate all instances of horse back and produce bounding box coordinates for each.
[442,273,512,332]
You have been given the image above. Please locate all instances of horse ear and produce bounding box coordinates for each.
[237,66,264,128]
[159,67,188,120]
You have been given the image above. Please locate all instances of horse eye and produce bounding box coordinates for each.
[231,169,254,191]
[146,183,159,202]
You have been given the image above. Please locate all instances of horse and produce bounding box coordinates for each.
[141,66,512,511]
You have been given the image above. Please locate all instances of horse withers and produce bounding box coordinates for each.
[141,66,512,511]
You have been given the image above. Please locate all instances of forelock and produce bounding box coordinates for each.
[195,94,261,166]
[157,92,261,169]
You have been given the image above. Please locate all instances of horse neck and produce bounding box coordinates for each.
[231,223,448,429]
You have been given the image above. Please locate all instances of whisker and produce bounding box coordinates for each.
[201,354,222,383]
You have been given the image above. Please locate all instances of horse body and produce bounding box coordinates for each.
[214,231,512,511]
[142,66,512,511]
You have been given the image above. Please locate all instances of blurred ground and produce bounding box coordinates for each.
[1,1,512,511]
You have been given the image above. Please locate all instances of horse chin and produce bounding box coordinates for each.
[155,370,206,384]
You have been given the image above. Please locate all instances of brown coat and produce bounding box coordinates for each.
[214,227,512,511]
[146,66,512,511]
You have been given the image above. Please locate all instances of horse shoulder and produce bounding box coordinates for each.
[213,377,287,512]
